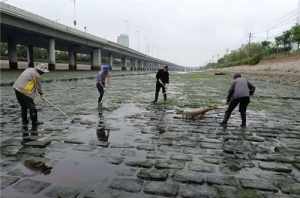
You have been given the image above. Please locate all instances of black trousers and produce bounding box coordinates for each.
[223,97,250,126]
[15,90,37,128]
[154,81,166,102]
[96,83,104,103]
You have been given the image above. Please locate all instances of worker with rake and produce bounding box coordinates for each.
[152,65,169,104]
[13,63,49,140]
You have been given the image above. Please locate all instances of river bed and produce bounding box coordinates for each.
[1,71,300,198]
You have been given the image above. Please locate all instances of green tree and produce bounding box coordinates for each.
[275,31,292,52]
[0,42,8,57]
[16,45,27,60]
[33,47,48,60]
[261,41,271,48]
[275,35,284,48]
[291,25,300,49]
[282,30,292,49]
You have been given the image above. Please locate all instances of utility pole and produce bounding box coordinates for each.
[248,32,252,57]
[248,32,252,45]
[73,0,77,27]
[297,0,300,25]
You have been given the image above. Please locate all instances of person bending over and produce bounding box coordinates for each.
[221,73,255,128]
[13,64,49,139]
[96,64,111,105]
[152,65,169,103]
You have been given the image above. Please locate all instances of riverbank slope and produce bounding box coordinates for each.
[210,54,300,86]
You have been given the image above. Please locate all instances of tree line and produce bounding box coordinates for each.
[206,25,300,68]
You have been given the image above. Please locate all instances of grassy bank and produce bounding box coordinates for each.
[206,25,300,69]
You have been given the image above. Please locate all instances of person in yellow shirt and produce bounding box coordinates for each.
[13,64,49,139]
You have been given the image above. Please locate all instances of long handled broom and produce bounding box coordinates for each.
[42,96,75,123]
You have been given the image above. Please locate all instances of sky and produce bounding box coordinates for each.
[3,0,299,66]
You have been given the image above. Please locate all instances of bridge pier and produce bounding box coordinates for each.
[8,38,18,69]
[139,60,142,71]
[48,38,56,70]
[125,57,130,71]
[120,57,126,71]
[91,48,101,70]
[27,45,34,67]
[134,59,138,71]
[140,60,144,71]
[129,58,134,71]
[68,49,76,70]
[109,54,114,70]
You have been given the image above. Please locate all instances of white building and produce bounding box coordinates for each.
[117,34,129,48]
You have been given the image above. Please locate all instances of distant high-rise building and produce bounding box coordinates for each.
[117,34,129,48]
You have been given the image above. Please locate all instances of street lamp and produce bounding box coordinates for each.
[72,0,77,27]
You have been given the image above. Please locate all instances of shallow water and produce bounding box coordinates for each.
[1,71,300,198]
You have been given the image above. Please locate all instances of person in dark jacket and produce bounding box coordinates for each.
[221,73,255,128]
[152,65,169,103]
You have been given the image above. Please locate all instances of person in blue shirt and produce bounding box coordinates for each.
[96,64,111,104]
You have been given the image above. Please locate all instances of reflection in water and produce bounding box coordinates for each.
[156,108,167,134]
[96,113,110,143]
[24,159,53,175]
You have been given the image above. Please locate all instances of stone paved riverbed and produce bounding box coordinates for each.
[1,71,300,198]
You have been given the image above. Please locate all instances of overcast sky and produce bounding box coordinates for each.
[5,0,299,66]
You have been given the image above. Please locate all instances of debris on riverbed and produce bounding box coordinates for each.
[214,72,226,75]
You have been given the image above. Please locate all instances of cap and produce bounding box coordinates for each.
[35,64,49,73]
[101,64,110,71]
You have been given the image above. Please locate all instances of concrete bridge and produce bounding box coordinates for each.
[0,2,182,71]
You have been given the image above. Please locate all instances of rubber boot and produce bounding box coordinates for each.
[240,112,247,128]
[21,132,31,144]
[152,92,158,104]
[163,94,167,102]
[31,124,38,137]
[220,112,230,128]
